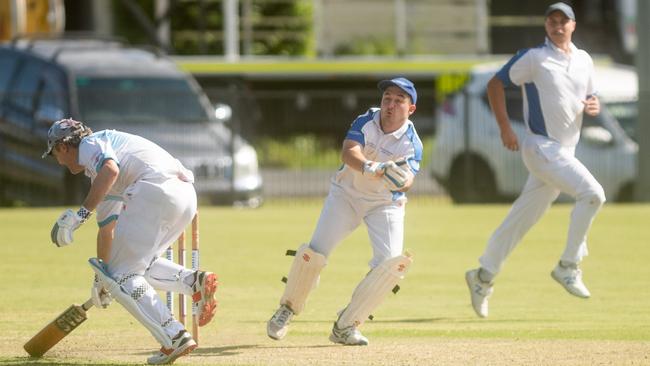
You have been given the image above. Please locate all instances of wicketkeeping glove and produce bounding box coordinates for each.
[91,274,112,309]
[382,159,414,191]
[50,207,92,247]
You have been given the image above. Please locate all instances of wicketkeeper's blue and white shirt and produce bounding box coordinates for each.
[496,38,596,147]
[333,108,423,202]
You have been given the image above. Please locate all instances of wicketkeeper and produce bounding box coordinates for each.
[267,78,422,345]
[43,119,217,364]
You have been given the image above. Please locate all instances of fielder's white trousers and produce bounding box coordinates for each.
[479,134,605,275]
[106,178,198,341]
[309,184,405,268]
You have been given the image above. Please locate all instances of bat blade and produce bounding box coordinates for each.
[24,298,94,357]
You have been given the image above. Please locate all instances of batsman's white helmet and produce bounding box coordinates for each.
[42,118,88,158]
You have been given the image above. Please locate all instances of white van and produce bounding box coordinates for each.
[430,64,638,203]
[593,64,638,141]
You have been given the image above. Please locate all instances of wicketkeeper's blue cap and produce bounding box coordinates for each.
[545,2,575,20]
[378,77,417,105]
[42,118,88,158]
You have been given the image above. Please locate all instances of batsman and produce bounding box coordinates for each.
[267,78,422,345]
[42,119,217,364]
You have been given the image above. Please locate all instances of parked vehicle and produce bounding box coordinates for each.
[0,36,262,206]
[430,64,638,203]
[593,63,638,142]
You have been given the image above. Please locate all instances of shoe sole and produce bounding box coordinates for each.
[465,271,488,318]
[167,341,197,365]
[328,334,368,346]
[197,273,219,327]
[148,340,197,365]
[550,271,590,299]
[266,323,286,340]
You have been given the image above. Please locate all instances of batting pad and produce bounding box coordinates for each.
[280,244,327,315]
[337,253,412,328]
[89,258,176,348]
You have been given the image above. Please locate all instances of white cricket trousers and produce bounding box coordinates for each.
[309,184,405,268]
[106,178,198,341]
[479,134,606,275]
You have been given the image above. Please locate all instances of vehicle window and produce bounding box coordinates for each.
[76,77,210,124]
[34,65,67,129]
[9,59,44,112]
[0,52,19,96]
[480,85,524,124]
[606,101,637,141]
[503,86,524,123]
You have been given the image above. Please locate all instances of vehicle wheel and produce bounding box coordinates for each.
[448,156,499,203]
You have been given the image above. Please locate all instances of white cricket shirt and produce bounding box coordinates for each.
[78,130,191,195]
[333,108,423,202]
[496,38,596,147]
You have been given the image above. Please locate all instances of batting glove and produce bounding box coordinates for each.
[51,207,92,247]
[91,274,112,309]
[362,161,386,178]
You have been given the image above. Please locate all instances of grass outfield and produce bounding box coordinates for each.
[1,201,649,365]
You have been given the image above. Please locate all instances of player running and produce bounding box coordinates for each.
[267,77,422,345]
[44,119,217,364]
[465,2,605,318]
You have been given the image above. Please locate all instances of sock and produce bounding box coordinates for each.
[183,271,197,287]
[559,260,578,269]
[478,268,495,283]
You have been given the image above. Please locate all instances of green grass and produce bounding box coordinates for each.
[1,202,649,365]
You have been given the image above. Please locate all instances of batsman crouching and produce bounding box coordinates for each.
[43,119,217,364]
[267,78,421,345]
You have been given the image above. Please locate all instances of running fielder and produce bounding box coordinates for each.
[465,2,605,318]
[43,119,217,364]
[267,78,422,345]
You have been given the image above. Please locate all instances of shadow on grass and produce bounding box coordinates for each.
[194,343,339,356]
[0,358,137,366]
[240,317,450,324]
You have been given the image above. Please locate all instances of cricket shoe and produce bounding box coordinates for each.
[267,304,294,340]
[465,269,494,318]
[192,271,218,326]
[147,330,197,365]
[329,322,369,346]
[551,262,590,298]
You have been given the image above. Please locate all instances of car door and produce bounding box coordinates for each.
[575,108,637,201]
[0,50,69,204]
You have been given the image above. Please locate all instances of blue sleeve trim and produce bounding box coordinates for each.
[344,109,375,146]
[98,214,118,228]
[104,195,124,202]
[495,48,530,87]
[405,124,423,174]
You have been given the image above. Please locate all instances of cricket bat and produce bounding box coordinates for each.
[24,298,94,357]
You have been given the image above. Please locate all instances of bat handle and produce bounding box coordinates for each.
[82,298,94,311]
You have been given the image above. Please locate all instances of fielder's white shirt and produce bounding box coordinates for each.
[496,38,596,147]
[333,108,423,202]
